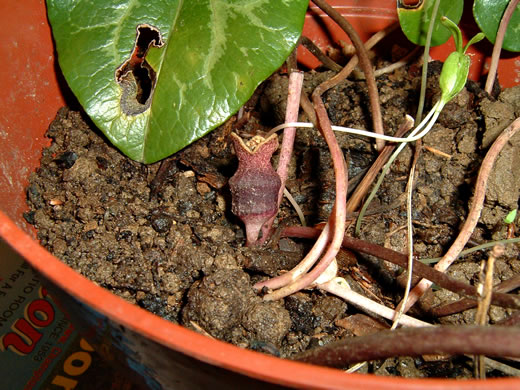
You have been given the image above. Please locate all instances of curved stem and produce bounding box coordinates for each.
[262,92,347,301]
[485,0,520,94]
[402,117,520,312]
[416,0,441,123]
[254,222,331,291]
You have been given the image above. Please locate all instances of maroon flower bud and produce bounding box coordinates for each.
[229,132,281,246]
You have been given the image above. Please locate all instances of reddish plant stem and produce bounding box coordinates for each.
[256,19,398,295]
[485,0,520,94]
[282,226,520,311]
[312,0,385,150]
[261,92,348,300]
[299,91,318,128]
[259,71,304,244]
[432,274,520,317]
[294,326,520,367]
[254,220,332,291]
[402,117,520,312]
[275,71,304,201]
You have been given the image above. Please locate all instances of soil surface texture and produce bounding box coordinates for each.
[25,62,520,378]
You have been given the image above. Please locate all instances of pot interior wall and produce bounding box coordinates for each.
[0,1,66,230]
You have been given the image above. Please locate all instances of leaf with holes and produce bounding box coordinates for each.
[397,0,463,47]
[47,0,308,163]
[473,0,520,52]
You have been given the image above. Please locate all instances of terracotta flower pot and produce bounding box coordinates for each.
[1,1,519,388]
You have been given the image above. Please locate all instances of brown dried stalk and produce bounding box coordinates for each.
[402,117,520,312]
[295,325,520,368]
[346,116,414,214]
[475,244,503,378]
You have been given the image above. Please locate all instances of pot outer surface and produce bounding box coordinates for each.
[43,277,290,390]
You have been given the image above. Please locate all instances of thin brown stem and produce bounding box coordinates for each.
[311,0,386,150]
[485,0,520,94]
[294,326,520,368]
[300,36,342,72]
[403,117,520,312]
[432,274,520,317]
[299,90,318,127]
[261,92,348,300]
[282,226,520,311]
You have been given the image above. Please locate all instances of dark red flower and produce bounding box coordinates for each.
[229,133,281,246]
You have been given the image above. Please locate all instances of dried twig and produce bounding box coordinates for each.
[475,244,503,379]
[346,116,414,214]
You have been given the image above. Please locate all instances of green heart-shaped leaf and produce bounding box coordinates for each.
[473,0,520,52]
[397,0,463,47]
[47,0,308,163]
